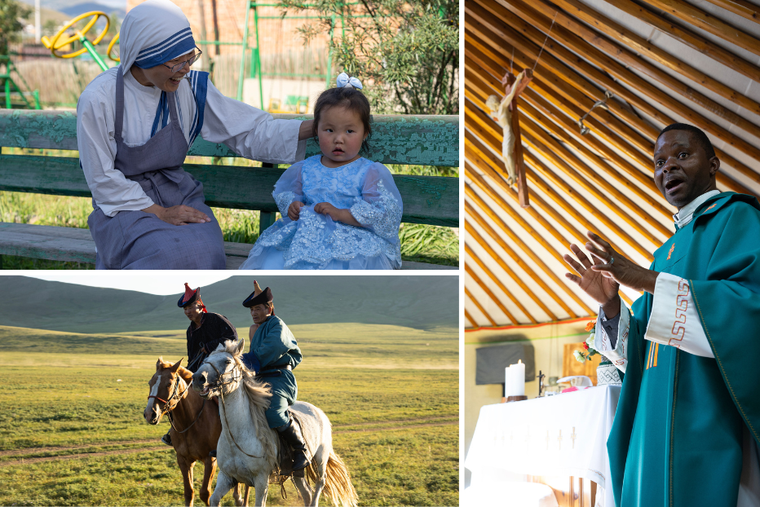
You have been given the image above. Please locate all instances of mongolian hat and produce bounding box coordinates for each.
[243,280,273,308]
[177,283,202,308]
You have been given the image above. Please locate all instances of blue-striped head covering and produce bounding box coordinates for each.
[119,0,196,75]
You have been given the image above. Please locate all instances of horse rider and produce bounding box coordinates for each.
[240,280,309,475]
[161,282,238,448]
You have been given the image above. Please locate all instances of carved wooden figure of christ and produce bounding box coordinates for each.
[486,69,533,207]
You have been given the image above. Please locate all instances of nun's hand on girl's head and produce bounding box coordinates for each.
[144,204,211,226]
[288,201,304,221]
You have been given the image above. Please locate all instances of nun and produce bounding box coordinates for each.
[76,0,312,269]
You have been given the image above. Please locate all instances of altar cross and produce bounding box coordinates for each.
[557,429,563,450]
[571,427,577,449]
[486,68,533,208]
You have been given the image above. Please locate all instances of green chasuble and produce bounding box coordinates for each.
[608,192,760,507]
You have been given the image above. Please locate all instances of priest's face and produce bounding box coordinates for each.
[653,130,719,209]
[251,303,273,325]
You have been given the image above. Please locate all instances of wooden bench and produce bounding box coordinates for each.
[0,109,458,269]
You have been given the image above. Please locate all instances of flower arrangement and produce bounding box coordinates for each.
[574,320,600,363]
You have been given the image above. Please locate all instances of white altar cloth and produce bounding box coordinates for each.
[465,385,622,507]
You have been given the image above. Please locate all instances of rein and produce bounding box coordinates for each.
[206,359,267,459]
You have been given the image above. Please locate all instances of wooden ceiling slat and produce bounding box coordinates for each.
[465,24,760,192]
[465,33,658,171]
[464,308,479,329]
[465,14,658,157]
[466,160,636,310]
[463,50,671,227]
[700,0,760,25]
[465,236,550,322]
[464,77,663,257]
[604,0,760,82]
[466,197,585,318]
[466,264,522,324]
[638,0,760,56]
[521,90,673,214]
[520,113,671,241]
[464,122,653,263]
[549,0,760,118]
[465,286,500,327]
[467,203,571,319]
[498,0,760,167]
[465,182,595,315]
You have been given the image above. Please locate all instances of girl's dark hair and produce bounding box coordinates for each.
[312,86,372,153]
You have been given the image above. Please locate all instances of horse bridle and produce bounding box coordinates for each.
[203,357,243,396]
[148,373,206,434]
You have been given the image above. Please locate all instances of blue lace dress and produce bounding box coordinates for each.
[239,155,403,270]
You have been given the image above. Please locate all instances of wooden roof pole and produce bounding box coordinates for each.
[465,13,657,156]
[465,34,656,171]
[465,194,591,317]
[499,0,760,166]
[465,161,637,309]
[548,0,760,118]
[465,24,760,190]
[637,0,760,57]
[465,236,552,321]
[520,91,673,213]
[466,203,573,319]
[466,85,666,253]
[465,286,500,327]
[520,112,672,240]
[465,123,654,262]
[465,264,523,324]
[468,58,673,234]
[464,309,479,329]
[604,0,760,82]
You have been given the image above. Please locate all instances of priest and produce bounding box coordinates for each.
[564,123,760,507]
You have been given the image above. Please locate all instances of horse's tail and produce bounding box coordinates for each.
[306,450,358,507]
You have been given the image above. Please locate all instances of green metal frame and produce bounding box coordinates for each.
[0,56,41,110]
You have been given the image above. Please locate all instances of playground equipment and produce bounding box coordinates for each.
[267,96,309,114]
[107,33,120,63]
[0,56,41,109]
[41,11,111,71]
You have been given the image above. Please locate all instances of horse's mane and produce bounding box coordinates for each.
[157,358,194,383]
[222,341,279,467]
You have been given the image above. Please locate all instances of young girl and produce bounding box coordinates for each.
[239,74,403,270]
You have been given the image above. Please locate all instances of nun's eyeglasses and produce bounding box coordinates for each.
[163,47,202,73]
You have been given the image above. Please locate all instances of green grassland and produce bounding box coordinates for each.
[0,323,458,506]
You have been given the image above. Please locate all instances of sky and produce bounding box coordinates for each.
[7,271,236,295]
[5,271,449,296]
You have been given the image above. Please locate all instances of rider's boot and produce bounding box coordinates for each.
[161,431,172,446]
[278,415,310,476]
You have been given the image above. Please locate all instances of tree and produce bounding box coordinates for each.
[281,0,458,115]
[0,0,31,55]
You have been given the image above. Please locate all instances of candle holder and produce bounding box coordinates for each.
[505,395,528,403]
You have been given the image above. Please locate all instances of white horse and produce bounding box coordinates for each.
[191,339,358,507]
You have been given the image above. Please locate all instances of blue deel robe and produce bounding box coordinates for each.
[241,314,302,428]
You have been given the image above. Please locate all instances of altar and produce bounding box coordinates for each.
[464,385,621,507]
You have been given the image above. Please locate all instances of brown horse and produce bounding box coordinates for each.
[144,358,250,507]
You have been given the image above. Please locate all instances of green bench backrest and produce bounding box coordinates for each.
[0,110,459,227]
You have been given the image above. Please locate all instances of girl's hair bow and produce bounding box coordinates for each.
[336,72,363,90]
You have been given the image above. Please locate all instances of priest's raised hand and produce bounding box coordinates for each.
[564,231,658,318]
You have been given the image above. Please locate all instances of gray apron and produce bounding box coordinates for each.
[87,70,226,269]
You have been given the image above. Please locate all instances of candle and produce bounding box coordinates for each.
[505,365,513,396]
[513,360,525,396]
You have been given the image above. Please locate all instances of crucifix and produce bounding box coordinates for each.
[486,68,533,208]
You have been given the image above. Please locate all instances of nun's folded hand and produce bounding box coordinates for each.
[143,204,211,225]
